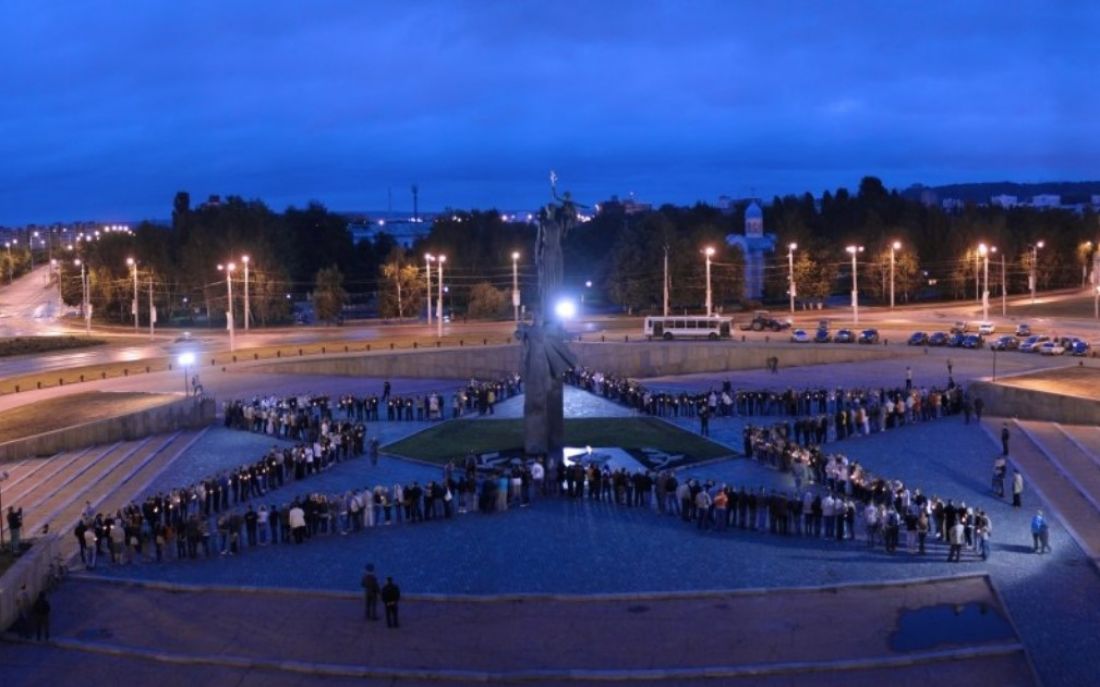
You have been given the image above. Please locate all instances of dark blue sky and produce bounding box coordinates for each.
[1,1,1097,225]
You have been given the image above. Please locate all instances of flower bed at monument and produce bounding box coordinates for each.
[383,417,731,466]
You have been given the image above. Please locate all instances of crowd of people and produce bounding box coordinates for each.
[62,370,1027,572]
[223,376,522,438]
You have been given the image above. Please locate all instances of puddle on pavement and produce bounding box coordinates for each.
[890,602,1015,652]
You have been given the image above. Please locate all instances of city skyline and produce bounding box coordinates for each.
[2,1,1097,225]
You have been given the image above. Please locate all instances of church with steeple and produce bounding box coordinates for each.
[725,200,776,300]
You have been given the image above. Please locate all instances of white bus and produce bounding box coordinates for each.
[644,316,733,340]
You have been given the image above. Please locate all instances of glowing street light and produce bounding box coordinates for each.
[511,251,521,323]
[424,253,435,325]
[217,262,237,351]
[74,259,90,335]
[889,241,901,309]
[846,245,864,324]
[178,351,196,395]
[704,246,716,316]
[554,298,577,321]
[1030,240,1044,304]
[787,242,797,314]
[126,257,139,333]
[978,243,990,322]
[242,255,251,331]
[436,254,446,338]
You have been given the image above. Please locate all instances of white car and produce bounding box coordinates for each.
[790,329,811,343]
[977,321,996,335]
[1039,341,1065,356]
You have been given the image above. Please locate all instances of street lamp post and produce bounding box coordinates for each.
[242,256,250,332]
[846,245,864,324]
[4,241,11,283]
[424,254,434,325]
[217,262,236,352]
[1095,285,1100,321]
[436,255,446,338]
[178,352,195,395]
[787,243,797,314]
[511,251,520,323]
[127,257,139,333]
[890,241,901,309]
[148,276,156,340]
[979,243,990,322]
[74,259,90,335]
[1030,241,1044,304]
[704,246,716,317]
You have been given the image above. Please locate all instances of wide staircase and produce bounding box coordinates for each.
[989,418,1100,567]
[2,429,208,560]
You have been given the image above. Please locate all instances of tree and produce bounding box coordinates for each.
[312,266,347,324]
[467,282,509,319]
[791,249,836,302]
[379,247,422,319]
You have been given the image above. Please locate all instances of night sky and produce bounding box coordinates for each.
[2,1,1097,224]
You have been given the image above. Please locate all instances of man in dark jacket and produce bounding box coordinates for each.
[382,577,401,628]
[361,564,380,620]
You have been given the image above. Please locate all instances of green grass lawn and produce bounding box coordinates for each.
[384,417,732,466]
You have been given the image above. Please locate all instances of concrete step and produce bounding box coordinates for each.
[56,429,209,562]
[45,434,182,534]
[96,428,208,514]
[22,439,153,536]
[3,455,58,495]
[1017,421,1100,514]
[6,447,99,512]
[988,418,1100,567]
[1059,425,1100,469]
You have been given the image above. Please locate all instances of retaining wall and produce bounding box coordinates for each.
[0,534,60,634]
[0,396,216,463]
[968,380,1100,425]
[246,340,902,380]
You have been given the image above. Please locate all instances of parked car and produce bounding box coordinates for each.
[928,331,949,346]
[962,334,984,349]
[1015,323,1032,337]
[977,321,996,335]
[1070,339,1091,356]
[1019,335,1050,353]
[858,329,880,344]
[790,329,811,343]
[951,321,972,334]
[834,329,855,344]
[990,335,1019,351]
[907,331,928,346]
[813,328,831,343]
[947,332,966,347]
[1039,341,1066,356]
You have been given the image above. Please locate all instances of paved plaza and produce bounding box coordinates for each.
[3,357,1100,686]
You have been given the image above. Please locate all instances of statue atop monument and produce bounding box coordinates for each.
[518,171,579,460]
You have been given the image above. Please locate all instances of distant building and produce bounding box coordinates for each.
[717,195,733,214]
[990,194,1018,208]
[596,194,652,216]
[1030,194,1061,208]
[348,218,429,249]
[941,198,965,212]
[725,200,776,300]
[1091,195,1100,208]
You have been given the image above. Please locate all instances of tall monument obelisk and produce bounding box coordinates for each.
[518,171,577,463]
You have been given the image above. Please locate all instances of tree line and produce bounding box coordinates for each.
[52,178,1099,327]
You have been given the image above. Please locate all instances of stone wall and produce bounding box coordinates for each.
[246,340,901,380]
[0,534,59,633]
[0,396,216,463]
[968,380,1100,425]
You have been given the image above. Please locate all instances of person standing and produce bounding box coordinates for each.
[361,564,380,620]
[7,506,23,554]
[1012,469,1024,508]
[382,576,401,628]
[1031,511,1046,553]
[947,518,965,562]
[1001,423,1010,456]
[32,591,50,641]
